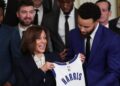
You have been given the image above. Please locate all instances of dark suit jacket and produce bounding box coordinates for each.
[109,17,120,35]
[43,0,59,12]
[3,0,19,26]
[15,53,61,86]
[0,24,16,85]
[42,8,78,53]
[67,24,120,86]
[10,26,23,59]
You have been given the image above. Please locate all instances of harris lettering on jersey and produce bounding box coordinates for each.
[61,72,82,85]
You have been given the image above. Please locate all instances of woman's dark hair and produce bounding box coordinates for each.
[78,2,101,22]
[21,25,48,55]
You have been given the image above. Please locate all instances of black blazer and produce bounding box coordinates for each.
[42,8,78,53]
[3,0,19,26]
[15,53,61,86]
[109,17,120,35]
[0,24,16,85]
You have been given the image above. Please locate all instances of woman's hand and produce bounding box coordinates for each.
[40,62,54,72]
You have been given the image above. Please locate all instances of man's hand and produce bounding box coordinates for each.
[59,49,68,60]
[79,53,86,63]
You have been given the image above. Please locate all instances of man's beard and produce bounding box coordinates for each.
[80,29,94,38]
[19,20,33,27]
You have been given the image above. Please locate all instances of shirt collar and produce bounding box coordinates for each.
[34,5,43,11]
[90,23,99,39]
[18,23,32,31]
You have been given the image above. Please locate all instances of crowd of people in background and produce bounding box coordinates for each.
[1,0,120,86]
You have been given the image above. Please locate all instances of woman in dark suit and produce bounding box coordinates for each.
[15,25,60,86]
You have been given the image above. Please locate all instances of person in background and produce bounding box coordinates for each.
[32,0,50,25]
[109,17,120,35]
[10,0,35,59]
[67,2,120,86]
[3,0,19,26]
[0,0,16,86]
[43,0,78,60]
[96,0,111,28]
[15,25,61,86]
[43,0,59,12]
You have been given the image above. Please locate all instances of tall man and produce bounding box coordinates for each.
[67,2,120,86]
[43,0,78,60]
[0,0,16,86]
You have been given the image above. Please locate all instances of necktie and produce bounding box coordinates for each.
[65,15,69,47]
[86,36,91,62]
[34,9,39,25]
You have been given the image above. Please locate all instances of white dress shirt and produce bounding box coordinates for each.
[33,54,45,68]
[84,23,99,53]
[18,24,32,38]
[58,7,76,44]
[34,5,43,25]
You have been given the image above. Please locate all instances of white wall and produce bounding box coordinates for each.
[74,0,117,19]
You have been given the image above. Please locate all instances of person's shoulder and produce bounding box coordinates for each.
[101,24,120,39]
[69,27,80,36]
[0,24,17,34]
[109,17,120,23]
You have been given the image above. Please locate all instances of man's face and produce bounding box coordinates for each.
[78,16,98,37]
[96,2,111,24]
[58,0,74,15]
[17,6,35,26]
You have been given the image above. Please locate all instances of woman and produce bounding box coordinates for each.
[15,25,59,86]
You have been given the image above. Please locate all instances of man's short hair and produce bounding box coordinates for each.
[17,0,34,11]
[78,2,101,21]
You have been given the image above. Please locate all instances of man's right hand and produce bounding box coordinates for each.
[59,49,68,60]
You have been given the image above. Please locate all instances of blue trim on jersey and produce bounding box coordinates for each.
[54,54,79,65]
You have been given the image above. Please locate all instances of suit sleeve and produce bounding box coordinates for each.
[15,60,46,86]
[95,35,120,86]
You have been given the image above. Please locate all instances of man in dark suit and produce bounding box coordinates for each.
[32,0,51,25]
[43,0,59,12]
[67,2,120,86]
[43,0,78,60]
[109,17,120,35]
[96,0,111,28]
[10,0,35,59]
[3,0,19,26]
[0,0,15,86]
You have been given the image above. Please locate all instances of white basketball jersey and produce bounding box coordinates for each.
[52,54,86,86]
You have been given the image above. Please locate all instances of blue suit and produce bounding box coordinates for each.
[0,24,16,85]
[67,24,120,86]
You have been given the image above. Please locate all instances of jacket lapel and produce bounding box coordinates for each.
[87,25,104,65]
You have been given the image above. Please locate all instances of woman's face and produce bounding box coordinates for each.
[34,30,47,54]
